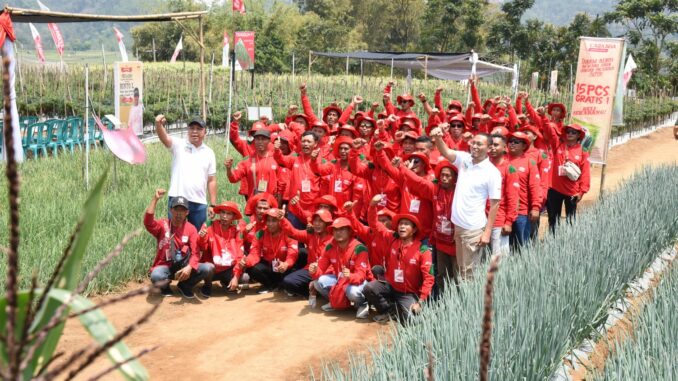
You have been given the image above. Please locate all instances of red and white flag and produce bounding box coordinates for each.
[113,27,129,62]
[170,35,183,64]
[36,0,64,57]
[222,32,229,67]
[28,23,45,63]
[622,54,637,90]
[94,116,146,165]
[233,0,246,14]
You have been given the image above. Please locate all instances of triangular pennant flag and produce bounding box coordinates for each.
[37,0,64,56]
[28,23,45,63]
[113,27,129,62]
[170,35,183,64]
[94,116,146,164]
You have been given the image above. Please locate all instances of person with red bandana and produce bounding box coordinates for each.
[506,131,542,247]
[488,134,519,256]
[309,137,359,209]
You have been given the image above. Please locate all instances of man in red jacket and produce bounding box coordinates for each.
[543,123,591,233]
[197,201,244,297]
[309,218,370,318]
[506,131,542,247]
[364,202,435,323]
[241,208,299,293]
[488,134,519,256]
[145,189,212,298]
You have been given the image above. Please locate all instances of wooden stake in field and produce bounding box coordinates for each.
[479,255,501,381]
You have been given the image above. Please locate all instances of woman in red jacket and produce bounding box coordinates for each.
[543,123,591,233]
[363,198,435,323]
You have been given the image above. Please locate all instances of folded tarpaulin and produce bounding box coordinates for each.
[311,51,514,80]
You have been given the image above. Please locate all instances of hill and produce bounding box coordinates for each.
[490,0,617,26]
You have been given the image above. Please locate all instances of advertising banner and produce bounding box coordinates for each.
[570,37,624,163]
[234,31,255,71]
[114,61,144,135]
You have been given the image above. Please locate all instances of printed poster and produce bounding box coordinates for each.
[234,31,255,71]
[114,61,144,135]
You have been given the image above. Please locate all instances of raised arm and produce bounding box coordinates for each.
[154,115,172,149]
[299,84,319,124]
[430,126,458,164]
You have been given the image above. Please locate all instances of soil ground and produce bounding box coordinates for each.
[57,127,678,380]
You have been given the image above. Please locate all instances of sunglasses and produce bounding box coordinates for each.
[450,124,465,128]
[359,122,373,127]
[508,139,525,144]
[411,157,422,164]
[565,129,580,135]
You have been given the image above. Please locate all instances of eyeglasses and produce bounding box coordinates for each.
[508,139,524,144]
[359,122,372,127]
[450,124,465,128]
[411,158,422,164]
[565,129,580,135]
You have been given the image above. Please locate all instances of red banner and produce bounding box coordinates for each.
[28,23,45,63]
[234,31,255,70]
[233,0,246,14]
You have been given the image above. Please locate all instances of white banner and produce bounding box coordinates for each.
[113,27,128,62]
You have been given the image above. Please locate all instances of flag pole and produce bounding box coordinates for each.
[225,50,235,154]
[84,64,90,190]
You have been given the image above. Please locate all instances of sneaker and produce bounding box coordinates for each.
[200,284,212,298]
[257,288,271,295]
[286,291,295,297]
[177,282,195,299]
[308,295,317,308]
[321,303,334,312]
[356,303,370,319]
[160,286,174,297]
[373,312,392,323]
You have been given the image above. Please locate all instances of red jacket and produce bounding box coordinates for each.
[310,158,358,209]
[348,149,402,216]
[274,149,321,221]
[198,222,244,276]
[144,213,200,272]
[245,229,299,269]
[228,153,284,198]
[526,146,550,207]
[444,134,470,152]
[374,149,434,238]
[508,153,542,215]
[399,166,456,255]
[281,218,332,270]
[543,124,591,197]
[491,157,520,228]
[315,239,369,285]
[370,218,434,301]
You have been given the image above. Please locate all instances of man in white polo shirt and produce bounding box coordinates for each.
[155,114,217,230]
[430,126,502,280]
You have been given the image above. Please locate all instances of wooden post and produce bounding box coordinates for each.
[209,52,214,103]
[308,50,312,78]
[599,163,607,200]
[199,16,206,121]
[152,38,156,62]
[424,55,428,81]
[360,58,364,87]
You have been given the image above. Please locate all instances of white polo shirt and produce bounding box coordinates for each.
[167,137,216,205]
[451,151,502,230]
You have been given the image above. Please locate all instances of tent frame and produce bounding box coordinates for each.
[2,6,210,120]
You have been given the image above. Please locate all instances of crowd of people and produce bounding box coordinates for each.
[144,78,591,323]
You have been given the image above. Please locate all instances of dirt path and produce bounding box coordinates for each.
[58,128,678,381]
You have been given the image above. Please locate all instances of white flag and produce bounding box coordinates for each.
[28,23,46,63]
[622,54,637,90]
[170,36,183,64]
[113,27,128,62]
[222,32,229,68]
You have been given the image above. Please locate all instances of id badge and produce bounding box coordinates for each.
[334,180,343,192]
[439,217,453,235]
[409,199,421,213]
[378,193,387,207]
[257,180,268,192]
[181,235,188,243]
[301,179,311,193]
[394,269,405,283]
[558,165,566,177]
[272,258,280,271]
[221,249,233,266]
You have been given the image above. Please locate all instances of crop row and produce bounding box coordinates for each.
[317,165,678,380]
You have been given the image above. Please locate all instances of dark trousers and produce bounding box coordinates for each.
[546,188,578,234]
[281,268,312,296]
[510,214,531,248]
[208,268,235,288]
[363,280,418,321]
[246,261,291,290]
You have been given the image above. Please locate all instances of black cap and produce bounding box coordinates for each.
[252,129,271,139]
[171,196,189,209]
[188,118,206,129]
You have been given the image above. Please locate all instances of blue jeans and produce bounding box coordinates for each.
[314,274,337,298]
[150,263,214,288]
[510,215,531,248]
[345,281,367,306]
[168,196,207,231]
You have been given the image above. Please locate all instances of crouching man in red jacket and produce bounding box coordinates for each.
[363,195,435,323]
[144,189,213,299]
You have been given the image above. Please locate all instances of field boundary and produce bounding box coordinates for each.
[551,242,677,381]
[609,111,678,147]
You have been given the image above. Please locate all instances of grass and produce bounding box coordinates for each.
[594,266,678,380]
[0,135,243,294]
[316,165,678,380]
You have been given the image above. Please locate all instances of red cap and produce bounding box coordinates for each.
[337,125,358,138]
[330,217,353,230]
[396,94,414,104]
[310,120,330,133]
[447,100,463,110]
[401,131,420,141]
[393,213,423,239]
[213,201,243,220]
[564,123,585,140]
[548,103,567,116]
[519,125,543,140]
[333,136,354,158]
[449,114,466,124]
[322,105,343,123]
[313,209,334,223]
[472,113,484,121]
[313,195,338,211]
[491,126,510,137]
[434,159,457,180]
[291,113,310,125]
[493,116,507,126]
[508,131,531,145]
[355,115,375,128]
[403,152,430,170]
[244,192,278,216]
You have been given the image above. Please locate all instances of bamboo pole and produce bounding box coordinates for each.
[199,16,206,121]
[5,7,207,22]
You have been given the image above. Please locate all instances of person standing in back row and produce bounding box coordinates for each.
[430,128,502,280]
[155,114,217,231]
